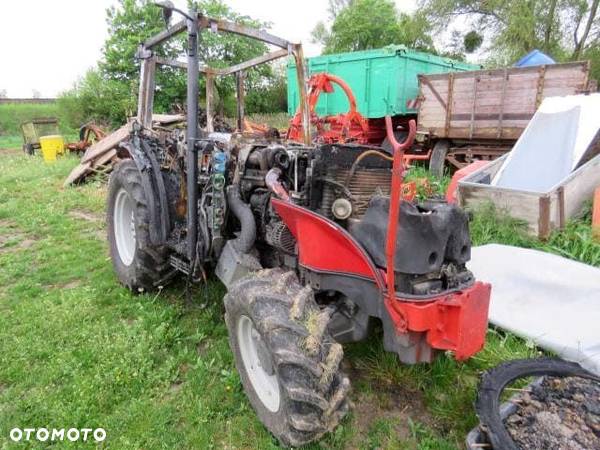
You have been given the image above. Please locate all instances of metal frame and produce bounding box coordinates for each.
[136,13,311,144]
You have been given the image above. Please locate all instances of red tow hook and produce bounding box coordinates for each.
[383,117,416,322]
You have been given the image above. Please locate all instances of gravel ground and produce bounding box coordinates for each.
[506,376,600,450]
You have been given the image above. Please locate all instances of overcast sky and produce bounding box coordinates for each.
[0,0,417,98]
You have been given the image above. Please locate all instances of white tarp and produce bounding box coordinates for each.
[492,94,600,192]
[468,244,600,375]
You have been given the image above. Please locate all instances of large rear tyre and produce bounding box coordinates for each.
[428,140,449,178]
[224,269,350,447]
[107,160,171,292]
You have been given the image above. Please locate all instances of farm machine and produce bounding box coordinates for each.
[106,4,491,446]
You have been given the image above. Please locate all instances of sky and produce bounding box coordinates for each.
[0,0,417,98]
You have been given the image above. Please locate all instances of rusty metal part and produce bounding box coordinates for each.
[287,73,370,145]
[140,13,311,144]
[66,123,107,153]
[445,145,510,170]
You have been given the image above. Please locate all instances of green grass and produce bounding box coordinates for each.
[0,103,76,137]
[0,154,596,449]
[0,136,23,150]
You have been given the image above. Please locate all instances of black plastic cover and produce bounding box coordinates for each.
[348,196,471,274]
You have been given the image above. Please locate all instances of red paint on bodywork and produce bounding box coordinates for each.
[387,282,492,360]
[271,198,383,286]
[445,160,490,204]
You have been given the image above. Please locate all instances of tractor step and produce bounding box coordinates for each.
[169,254,192,275]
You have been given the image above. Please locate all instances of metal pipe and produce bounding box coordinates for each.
[383,118,416,314]
[226,187,257,253]
[186,6,199,264]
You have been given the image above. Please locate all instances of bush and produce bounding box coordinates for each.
[57,69,137,129]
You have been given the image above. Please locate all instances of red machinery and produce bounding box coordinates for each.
[274,118,491,362]
[287,72,431,166]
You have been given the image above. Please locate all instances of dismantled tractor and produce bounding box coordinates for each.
[106,5,491,447]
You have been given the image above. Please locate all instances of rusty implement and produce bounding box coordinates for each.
[64,124,132,186]
[66,123,107,154]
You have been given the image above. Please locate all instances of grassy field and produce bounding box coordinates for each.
[0,150,597,449]
[0,103,79,155]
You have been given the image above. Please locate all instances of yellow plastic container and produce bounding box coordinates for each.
[39,135,65,163]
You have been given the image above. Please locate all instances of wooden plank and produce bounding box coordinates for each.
[458,153,600,238]
[469,75,478,139]
[144,20,186,49]
[155,56,224,76]
[444,73,454,136]
[559,153,600,218]
[418,75,447,110]
[236,71,245,131]
[152,114,185,125]
[81,124,131,164]
[137,57,156,129]
[205,74,215,133]
[418,60,590,140]
[221,49,289,76]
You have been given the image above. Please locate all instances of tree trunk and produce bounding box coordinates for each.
[573,0,600,59]
[544,0,558,52]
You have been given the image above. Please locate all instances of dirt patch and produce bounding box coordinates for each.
[346,361,436,446]
[197,340,211,356]
[0,221,37,253]
[506,376,600,450]
[62,280,82,289]
[0,148,21,156]
[69,209,103,222]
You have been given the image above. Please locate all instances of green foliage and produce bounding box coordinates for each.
[313,0,435,54]
[58,0,286,127]
[0,103,75,137]
[420,0,600,80]
[469,203,600,267]
[57,69,137,128]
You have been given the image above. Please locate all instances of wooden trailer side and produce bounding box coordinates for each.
[418,61,591,141]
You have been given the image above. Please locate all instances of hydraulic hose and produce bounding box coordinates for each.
[226,186,256,253]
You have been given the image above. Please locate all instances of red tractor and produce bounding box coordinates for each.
[106,6,491,447]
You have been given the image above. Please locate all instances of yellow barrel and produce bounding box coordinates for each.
[39,135,65,162]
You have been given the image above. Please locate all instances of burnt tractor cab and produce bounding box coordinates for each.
[106,5,491,447]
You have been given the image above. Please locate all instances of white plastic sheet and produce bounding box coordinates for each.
[492,94,600,192]
[468,244,600,375]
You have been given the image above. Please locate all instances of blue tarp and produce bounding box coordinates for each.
[514,49,556,67]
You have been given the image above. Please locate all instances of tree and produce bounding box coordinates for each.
[420,0,600,75]
[0,89,7,99]
[60,0,285,127]
[312,0,435,54]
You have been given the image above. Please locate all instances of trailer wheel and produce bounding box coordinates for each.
[22,144,34,155]
[225,270,350,447]
[107,160,171,292]
[429,140,449,178]
[381,131,407,154]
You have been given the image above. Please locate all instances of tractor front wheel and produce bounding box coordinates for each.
[107,160,171,292]
[224,270,350,447]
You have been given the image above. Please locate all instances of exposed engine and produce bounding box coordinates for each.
[156,130,474,297]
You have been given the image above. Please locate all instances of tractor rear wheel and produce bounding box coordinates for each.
[107,160,171,292]
[224,269,350,447]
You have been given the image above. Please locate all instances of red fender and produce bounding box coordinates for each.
[271,198,384,287]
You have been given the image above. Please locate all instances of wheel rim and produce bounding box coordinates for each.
[113,188,136,266]
[237,315,280,412]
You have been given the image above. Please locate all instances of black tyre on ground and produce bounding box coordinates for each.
[428,140,450,178]
[224,269,350,447]
[107,159,171,292]
[22,143,34,155]
[381,131,408,154]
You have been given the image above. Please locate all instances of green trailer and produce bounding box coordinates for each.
[287,45,478,119]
